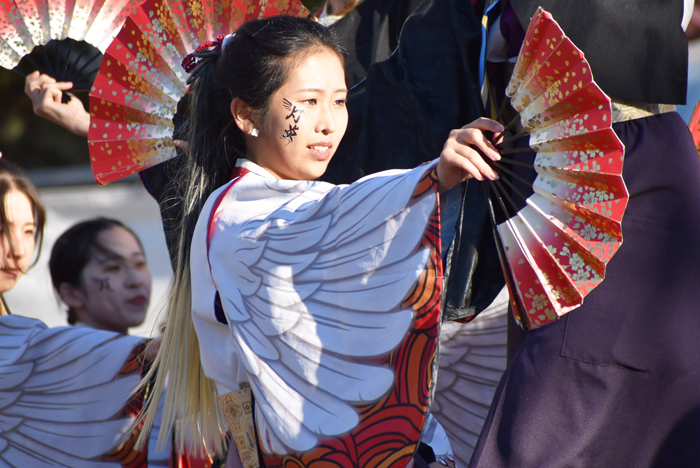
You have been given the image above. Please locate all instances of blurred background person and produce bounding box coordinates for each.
[0,71,171,336]
[49,217,152,334]
[0,157,45,313]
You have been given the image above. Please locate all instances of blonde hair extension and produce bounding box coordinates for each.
[136,255,226,456]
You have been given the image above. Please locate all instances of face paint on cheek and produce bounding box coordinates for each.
[281,98,303,143]
[92,277,112,292]
[282,98,303,123]
[281,124,299,143]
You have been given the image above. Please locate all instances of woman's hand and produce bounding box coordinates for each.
[24,71,90,137]
[437,117,503,193]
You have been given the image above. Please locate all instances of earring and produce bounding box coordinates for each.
[250,128,259,138]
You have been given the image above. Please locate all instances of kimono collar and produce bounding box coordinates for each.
[234,158,277,180]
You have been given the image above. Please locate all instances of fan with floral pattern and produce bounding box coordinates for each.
[87,0,308,184]
[486,7,628,330]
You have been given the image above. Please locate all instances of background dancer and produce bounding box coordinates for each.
[470,1,700,466]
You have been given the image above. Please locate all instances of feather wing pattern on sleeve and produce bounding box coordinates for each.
[0,315,146,467]
[432,288,509,466]
[192,161,440,456]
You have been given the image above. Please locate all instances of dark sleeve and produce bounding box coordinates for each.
[331,0,425,88]
[510,0,688,104]
[140,158,181,269]
[139,112,188,269]
[324,0,505,321]
[325,0,485,180]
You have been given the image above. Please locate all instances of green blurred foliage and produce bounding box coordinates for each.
[0,67,89,170]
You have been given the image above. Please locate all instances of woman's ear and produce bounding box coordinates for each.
[58,283,86,311]
[231,97,257,136]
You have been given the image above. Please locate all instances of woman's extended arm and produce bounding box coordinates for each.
[24,71,90,137]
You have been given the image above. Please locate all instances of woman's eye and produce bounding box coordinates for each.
[104,264,121,273]
[304,99,317,105]
[335,99,347,106]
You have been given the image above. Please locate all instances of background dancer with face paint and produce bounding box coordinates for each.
[50,218,152,334]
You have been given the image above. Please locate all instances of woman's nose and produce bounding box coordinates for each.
[6,232,27,260]
[125,267,148,287]
[316,105,336,135]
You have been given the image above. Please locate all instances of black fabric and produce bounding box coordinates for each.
[330,0,424,89]
[470,112,700,467]
[416,442,437,464]
[443,180,504,321]
[410,452,432,468]
[140,112,188,269]
[325,0,484,182]
[214,292,227,325]
[509,0,688,104]
[323,0,504,320]
[141,156,183,269]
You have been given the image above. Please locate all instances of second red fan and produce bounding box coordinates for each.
[88,0,309,184]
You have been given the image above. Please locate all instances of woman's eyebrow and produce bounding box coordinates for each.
[96,254,124,263]
[297,88,348,93]
[96,250,145,263]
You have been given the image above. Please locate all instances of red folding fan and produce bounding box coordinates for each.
[87,0,309,184]
[487,7,628,330]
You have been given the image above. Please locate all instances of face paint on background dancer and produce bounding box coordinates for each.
[92,277,112,292]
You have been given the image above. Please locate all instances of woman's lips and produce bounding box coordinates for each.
[308,143,333,161]
[127,295,148,307]
[1,269,20,278]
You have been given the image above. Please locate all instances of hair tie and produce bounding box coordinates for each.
[182,33,236,73]
[222,33,236,50]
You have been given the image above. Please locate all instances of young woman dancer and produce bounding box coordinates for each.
[0,160,45,312]
[469,1,700,466]
[141,15,502,468]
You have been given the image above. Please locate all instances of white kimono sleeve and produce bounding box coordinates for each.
[191,161,440,456]
[0,315,146,467]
